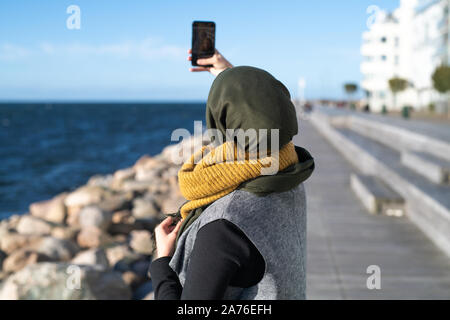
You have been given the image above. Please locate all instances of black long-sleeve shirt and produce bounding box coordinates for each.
[149,219,265,300]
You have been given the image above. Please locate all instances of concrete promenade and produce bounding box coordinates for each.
[294,119,450,299]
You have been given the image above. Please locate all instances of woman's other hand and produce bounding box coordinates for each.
[154,217,182,259]
[188,49,233,76]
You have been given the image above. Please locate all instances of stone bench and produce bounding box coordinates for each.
[401,151,450,185]
[350,173,405,217]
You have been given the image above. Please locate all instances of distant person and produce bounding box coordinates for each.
[150,50,315,300]
[363,104,371,113]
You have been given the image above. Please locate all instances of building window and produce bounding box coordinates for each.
[395,37,399,47]
[381,55,387,61]
[381,37,387,43]
[395,55,399,65]
[379,91,386,99]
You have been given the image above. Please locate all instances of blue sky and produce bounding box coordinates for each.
[0,0,399,101]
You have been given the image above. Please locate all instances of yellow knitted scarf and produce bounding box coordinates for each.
[178,141,299,219]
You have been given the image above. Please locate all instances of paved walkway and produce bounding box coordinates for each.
[317,106,450,142]
[293,119,450,300]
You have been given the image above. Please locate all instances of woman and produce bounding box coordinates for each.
[149,50,315,300]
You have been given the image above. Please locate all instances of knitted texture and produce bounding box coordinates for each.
[178,141,299,218]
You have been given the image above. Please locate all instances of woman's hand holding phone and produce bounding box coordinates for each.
[188,49,233,77]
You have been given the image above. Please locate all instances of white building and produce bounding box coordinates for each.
[361,0,449,112]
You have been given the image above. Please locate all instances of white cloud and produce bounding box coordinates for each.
[1,38,185,61]
[0,44,31,61]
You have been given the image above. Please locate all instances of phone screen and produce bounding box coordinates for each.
[192,21,215,66]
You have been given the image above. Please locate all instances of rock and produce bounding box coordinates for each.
[78,206,112,231]
[133,155,159,171]
[51,226,79,241]
[1,214,21,230]
[77,227,113,249]
[121,270,143,289]
[87,174,113,188]
[0,271,8,282]
[132,281,153,300]
[161,134,208,165]
[113,168,135,182]
[66,207,81,227]
[129,230,154,255]
[135,168,159,182]
[29,193,67,224]
[161,195,185,214]
[64,186,110,208]
[120,180,153,193]
[16,216,53,236]
[71,248,109,269]
[2,249,50,273]
[112,210,133,224]
[132,197,159,219]
[0,232,42,254]
[97,196,130,213]
[105,244,141,269]
[0,249,6,271]
[32,237,79,261]
[0,262,131,300]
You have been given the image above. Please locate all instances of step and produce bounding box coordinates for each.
[401,151,450,185]
[309,112,450,257]
[350,173,405,217]
[316,106,450,161]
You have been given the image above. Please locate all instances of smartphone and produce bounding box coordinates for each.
[191,21,215,67]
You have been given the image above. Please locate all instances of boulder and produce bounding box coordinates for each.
[2,248,50,273]
[161,195,185,214]
[16,216,53,236]
[29,193,67,224]
[0,214,21,231]
[66,207,81,227]
[0,232,42,254]
[71,248,109,269]
[132,197,159,219]
[0,262,131,300]
[135,168,159,182]
[77,227,113,249]
[133,155,159,171]
[51,226,79,241]
[97,196,130,213]
[32,237,79,261]
[129,230,154,255]
[87,174,114,188]
[78,206,112,231]
[120,180,153,193]
[105,244,141,269]
[0,249,6,271]
[64,185,111,208]
[113,168,135,182]
[112,210,133,224]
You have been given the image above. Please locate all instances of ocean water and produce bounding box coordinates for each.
[0,102,206,219]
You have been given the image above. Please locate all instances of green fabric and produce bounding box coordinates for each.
[206,66,298,153]
[169,66,315,244]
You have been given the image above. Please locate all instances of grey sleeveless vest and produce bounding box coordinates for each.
[169,183,307,300]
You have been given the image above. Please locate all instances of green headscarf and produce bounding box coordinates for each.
[173,66,315,241]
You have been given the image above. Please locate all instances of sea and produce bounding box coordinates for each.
[0,102,206,219]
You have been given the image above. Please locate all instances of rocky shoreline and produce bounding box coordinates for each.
[0,136,203,300]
